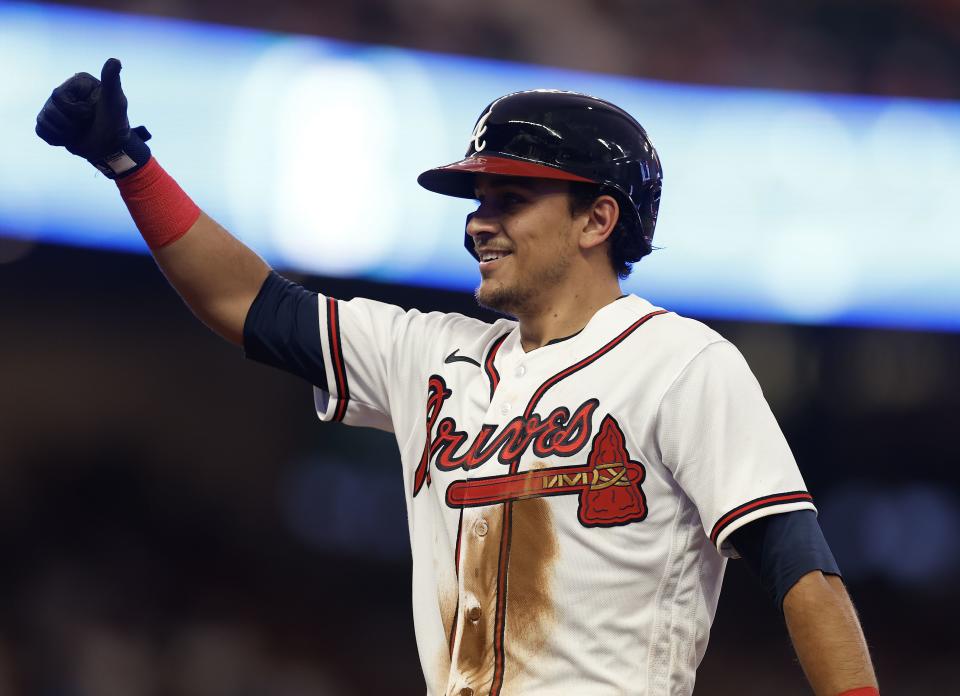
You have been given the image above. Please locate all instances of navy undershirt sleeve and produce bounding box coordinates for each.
[729,509,841,611]
[242,271,328,390]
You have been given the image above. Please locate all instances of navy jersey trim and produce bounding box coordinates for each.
[710,491,814,546]
[448,509,464,658]
[490,493,514,696]
[484,333,509,401]
[325,297,350,422]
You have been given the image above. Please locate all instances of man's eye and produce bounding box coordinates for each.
[474,192,525,210]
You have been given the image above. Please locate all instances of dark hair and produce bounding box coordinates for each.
[568,182,646,280]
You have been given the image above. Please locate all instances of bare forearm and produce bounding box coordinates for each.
[153,211,271,345]
[783,571,877,695]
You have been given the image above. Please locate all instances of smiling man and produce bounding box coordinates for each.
[467,175,618,344]
[37,61,878,696]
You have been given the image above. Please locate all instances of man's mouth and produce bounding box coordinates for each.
[478,250,512,266]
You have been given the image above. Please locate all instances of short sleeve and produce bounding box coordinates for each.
[656,340,816,556]
[313,295,498,434]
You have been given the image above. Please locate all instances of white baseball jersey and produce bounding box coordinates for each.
[311,293,814,696]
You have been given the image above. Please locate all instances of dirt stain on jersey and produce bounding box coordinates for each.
[438,580,458,652]
[435,644,452,696]
[436,586,456,689]
[503,494,558,685]
[434,526,458,693]
[452,509,503,689]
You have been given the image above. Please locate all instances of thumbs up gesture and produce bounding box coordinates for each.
[36,58,152,179]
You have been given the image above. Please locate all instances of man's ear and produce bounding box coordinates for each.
[578,194,619,251]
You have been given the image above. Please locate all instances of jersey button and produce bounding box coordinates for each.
[515,364,526,377]
[475,519,488,537]
[500,403,511,415]
[466,606,482,622]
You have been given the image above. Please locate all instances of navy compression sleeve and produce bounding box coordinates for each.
[729,509,841,611]
[242,271,328,390]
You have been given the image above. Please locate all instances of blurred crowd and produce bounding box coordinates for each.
[0,438,414,695]
[6,1,960,694]
[49,0,960,99]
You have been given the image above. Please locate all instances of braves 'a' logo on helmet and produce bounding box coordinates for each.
[471,106,492,152]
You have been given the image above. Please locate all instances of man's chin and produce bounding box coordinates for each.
[475,282,522,318]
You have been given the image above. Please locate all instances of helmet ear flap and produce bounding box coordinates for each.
[623,180,660,259]
[647,182,662,226]
[605,186,650,262]
[464,212,479,261]
[643,181,662,250]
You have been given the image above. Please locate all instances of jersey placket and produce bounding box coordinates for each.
[447,346,530,696]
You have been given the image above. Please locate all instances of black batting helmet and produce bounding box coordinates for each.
[417,89,663,264]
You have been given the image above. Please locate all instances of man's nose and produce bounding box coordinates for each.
[465,210,498,240]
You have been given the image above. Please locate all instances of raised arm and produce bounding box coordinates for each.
[35,58,269,345]
[148,211,270,345]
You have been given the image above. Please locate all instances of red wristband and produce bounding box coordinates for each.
[116,157,201,250]
[838,688,879,696]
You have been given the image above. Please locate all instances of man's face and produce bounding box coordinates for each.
[468,175,581,317]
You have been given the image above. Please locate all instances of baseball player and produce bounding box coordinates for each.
[36,59,879,696]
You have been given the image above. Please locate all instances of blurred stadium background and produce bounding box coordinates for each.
[2,0,959,693]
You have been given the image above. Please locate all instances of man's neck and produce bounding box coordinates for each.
[516,279,624,352]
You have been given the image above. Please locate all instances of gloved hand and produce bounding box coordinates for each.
[35,58,152,179]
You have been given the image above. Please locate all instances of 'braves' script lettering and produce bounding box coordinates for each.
[412,374,599,497]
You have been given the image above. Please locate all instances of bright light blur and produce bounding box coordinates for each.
[3,1,959,330]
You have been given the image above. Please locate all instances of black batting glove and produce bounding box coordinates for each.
[35,58,152,179]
